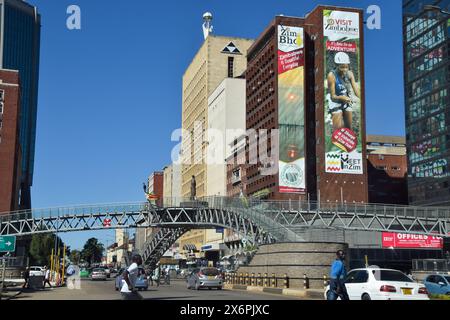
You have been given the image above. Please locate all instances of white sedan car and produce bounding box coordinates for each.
[325,267,429,300]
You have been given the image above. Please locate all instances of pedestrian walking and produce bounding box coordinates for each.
[164,267,171,285]
[22,267,30,289]
[43,266,52,289]
[327,250,349,300]
[120,254,143,300]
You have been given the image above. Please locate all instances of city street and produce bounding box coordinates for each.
[15,279,309,301]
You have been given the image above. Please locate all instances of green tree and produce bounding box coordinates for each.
[81,238,104,266]
[29,233,69,266]
[69,249,81,264]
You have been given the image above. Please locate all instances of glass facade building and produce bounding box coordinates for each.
[403,0,450,205]
[0,0,41,209]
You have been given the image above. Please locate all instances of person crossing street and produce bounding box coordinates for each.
[120,254,143,300]
[327,250,349,300]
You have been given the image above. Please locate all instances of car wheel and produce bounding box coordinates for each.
[217,287,222,290]
[362,294,371,301]
[208,287,212,290]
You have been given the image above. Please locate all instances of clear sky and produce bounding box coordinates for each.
[29,0,405,249]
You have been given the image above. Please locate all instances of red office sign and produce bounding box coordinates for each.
[382,232,443,249]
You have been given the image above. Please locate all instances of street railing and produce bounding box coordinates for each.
[224,272,330,290]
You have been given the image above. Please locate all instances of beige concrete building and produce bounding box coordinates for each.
[206,78,247,196]
[179,35,253,255]
[181,35,253,198]
[163,163,182,206]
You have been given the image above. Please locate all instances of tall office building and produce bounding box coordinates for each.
[181,35,253,198]
[179,35,253,257]
[244,8,368,203]
[0,0,41,209]
[403,0,450,206]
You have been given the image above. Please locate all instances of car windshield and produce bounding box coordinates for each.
[201,268,219,276]
[444,276,450,284]
[373,270,413,282]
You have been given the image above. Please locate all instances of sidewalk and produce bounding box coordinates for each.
[224,284,325,299]
[0,283,24,300]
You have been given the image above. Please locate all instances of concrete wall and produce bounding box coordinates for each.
[236,242,348,289]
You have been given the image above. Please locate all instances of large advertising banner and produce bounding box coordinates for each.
[323,10,363,174]
[382,232,443,249]
[277,25,305,194]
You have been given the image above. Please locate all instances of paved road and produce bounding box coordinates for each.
[16,279,306,300]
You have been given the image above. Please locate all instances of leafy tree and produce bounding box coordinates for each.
[29,233,69,266]
[81,238,104,266]
[69,249,82,264]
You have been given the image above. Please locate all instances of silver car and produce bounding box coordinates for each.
[91,268,107,281]
[186,267,223,290]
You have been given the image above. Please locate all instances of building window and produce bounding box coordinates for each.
[228,57,234,78]
[0,102,3,115]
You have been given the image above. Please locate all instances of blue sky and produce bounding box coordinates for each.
[29,0,404,249]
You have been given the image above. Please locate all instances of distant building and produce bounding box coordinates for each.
[226,134,247,197]
[367,135,408,204]
[163,163,182,206]
[403,0,450,206]
[135,171,164,253]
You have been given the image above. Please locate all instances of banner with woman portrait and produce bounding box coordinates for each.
[323,10,363,174]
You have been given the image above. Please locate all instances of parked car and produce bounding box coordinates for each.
[115,268,148,291]
[103,267,111,278]
[186,267,223,290]
[424,274,450,295]
[324,267,429,300]
[79,268,91,278]
[29,266,45,277]
[91,268,107,281]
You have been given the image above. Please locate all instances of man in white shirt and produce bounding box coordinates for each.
[120,254,143,300]
[43,266,52,289]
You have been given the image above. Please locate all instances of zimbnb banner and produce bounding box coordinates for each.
[277,25,305,193]
[323,10,363,175]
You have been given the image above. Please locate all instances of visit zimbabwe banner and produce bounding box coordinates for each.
[323,10,363,174]
[277,25,305,194]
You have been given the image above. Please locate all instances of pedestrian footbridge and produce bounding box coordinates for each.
[1,197,449,267]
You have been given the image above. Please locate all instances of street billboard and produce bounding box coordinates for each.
[277,25,306,194]
[323,10,363,174]
[382,232,443,249]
